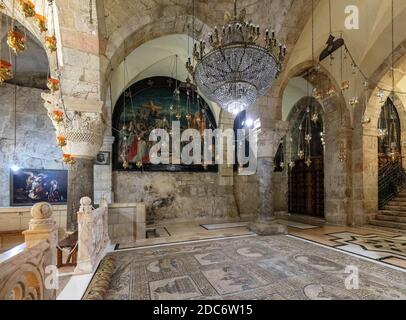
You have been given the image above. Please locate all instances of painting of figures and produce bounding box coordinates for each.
[11,169,68,206]
[113,77,217,171]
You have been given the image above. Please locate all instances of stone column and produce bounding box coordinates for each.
[94,135,115,204]
[42,94,106,231]
[257,157,275,221]
[67,158,94,229]
[23,202,58,300]
[249,122,289,235]
[23,202,58,265]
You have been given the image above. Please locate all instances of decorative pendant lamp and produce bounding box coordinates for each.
[186,0,286,115]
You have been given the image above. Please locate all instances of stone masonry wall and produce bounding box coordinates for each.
[0,84,64,207]
[113,171,239,224]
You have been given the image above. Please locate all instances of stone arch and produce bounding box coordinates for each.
[354,43,406,224]
[276,63,353,225]
[286,97,325,161]
[0,264,44,300]
[283,96,325,218]
[1,0,58,73]
[103,16,211,99]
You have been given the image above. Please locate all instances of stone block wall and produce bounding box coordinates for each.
[0,84,64,207]
[113,171,239,224]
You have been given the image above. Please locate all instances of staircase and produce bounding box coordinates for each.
[370,161,406,231]
[370,190,406,230]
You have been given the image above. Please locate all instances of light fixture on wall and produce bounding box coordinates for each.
[186,0,286,115]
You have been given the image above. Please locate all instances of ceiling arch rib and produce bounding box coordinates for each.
[110,34,220,122]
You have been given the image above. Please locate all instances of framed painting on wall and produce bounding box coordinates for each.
[94,151,111,165]
[10,169,68,206]
[112,76,218,172]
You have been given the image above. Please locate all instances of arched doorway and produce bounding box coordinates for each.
[288,99,325,218]
[378,98,403,209]
[378,98,402,167]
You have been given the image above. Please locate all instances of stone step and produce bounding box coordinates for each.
[369,219,406,230]
[379,210,406,217]
[383,205,406,212]
[376,214,406,223]
[388,200,406,206]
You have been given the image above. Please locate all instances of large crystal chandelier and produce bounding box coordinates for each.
[186,0,286,115]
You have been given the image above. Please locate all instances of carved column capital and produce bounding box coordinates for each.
[42,94,106,160]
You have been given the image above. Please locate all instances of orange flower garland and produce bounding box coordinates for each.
[51,110,64,123]
[45,36,57,52]
[18,0,36,18]
[63,154,76,165]
[7,30,26,54]
[35,14,48,33]
[47,78,60,93]
[56,136,67,147]
[0,60,13,83]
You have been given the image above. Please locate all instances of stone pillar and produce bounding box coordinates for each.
[42,94,106,230]
[249,123,289,235]
[217,110,239,219]
[23,203,58,263]
[257,157,275,221]
[94,135,115,204]
[67,158,94,229]
[75,197,110,275]
[23,202,58,300]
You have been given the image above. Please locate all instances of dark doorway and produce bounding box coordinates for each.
[288,109,325,218]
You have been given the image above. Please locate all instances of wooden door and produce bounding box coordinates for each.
[289,156,324,218]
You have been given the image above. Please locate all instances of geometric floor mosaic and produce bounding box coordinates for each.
[288,227,406,269]
[93,235,406,300]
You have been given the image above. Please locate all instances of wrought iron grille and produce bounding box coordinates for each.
[378,161,406,209]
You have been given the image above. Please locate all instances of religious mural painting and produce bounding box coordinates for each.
[113,77,217,172]
[10,169,68,206]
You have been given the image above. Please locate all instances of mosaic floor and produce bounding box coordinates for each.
[96,235,406,300]
[288,226,406,269]
[115,222,255,250]
[114,221,406,270]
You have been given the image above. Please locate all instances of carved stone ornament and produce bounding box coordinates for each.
[29,202,55,231]
[51,111,106,160]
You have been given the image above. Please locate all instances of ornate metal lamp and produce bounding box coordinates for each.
[186,0,286,115]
